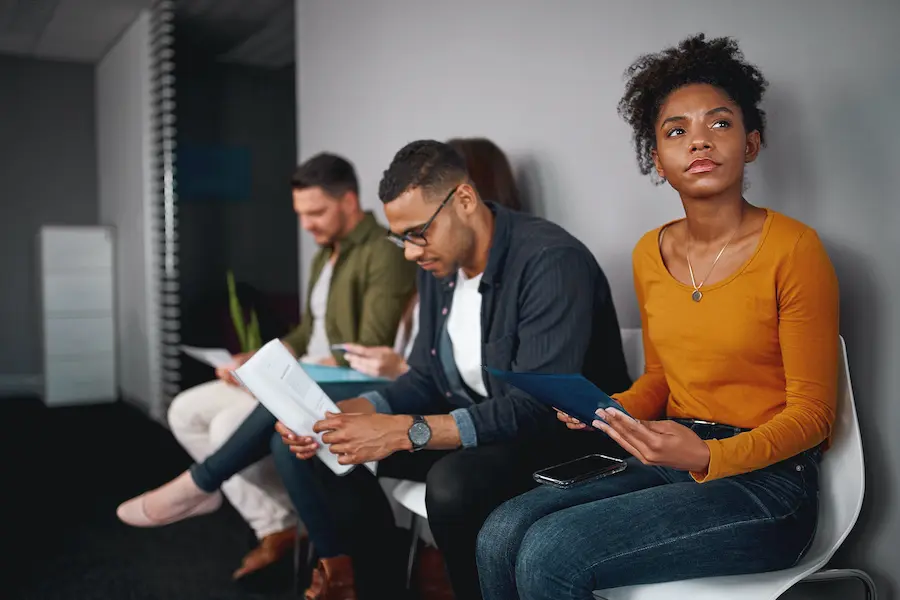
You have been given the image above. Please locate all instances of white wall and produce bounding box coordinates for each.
[296,0,900,596]
[96,11,161,416]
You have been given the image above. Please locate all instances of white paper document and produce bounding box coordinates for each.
[181,345,234,369]
[234,339,375,476]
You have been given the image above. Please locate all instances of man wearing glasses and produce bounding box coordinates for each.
[273,140,631,600]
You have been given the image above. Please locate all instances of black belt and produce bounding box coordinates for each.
[671,418,750,438]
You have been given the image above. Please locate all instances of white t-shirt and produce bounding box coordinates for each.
[301,260,334,364]
[446,269,487,397]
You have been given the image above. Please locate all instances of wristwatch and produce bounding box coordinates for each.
[408,415,432,452]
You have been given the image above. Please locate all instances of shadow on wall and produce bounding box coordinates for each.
[825,238,892,592]
[514,153,548,218]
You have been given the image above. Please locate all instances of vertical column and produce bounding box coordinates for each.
[149,0,180,411]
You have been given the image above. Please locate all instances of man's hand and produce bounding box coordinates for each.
[216,351,254,387]
[343,344,409,380]
[314,412,412,465]
[275,421,319,460]
[592,408,711,472]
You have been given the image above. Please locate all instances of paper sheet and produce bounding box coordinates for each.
[180,345,234,369]
[235,339,375,475]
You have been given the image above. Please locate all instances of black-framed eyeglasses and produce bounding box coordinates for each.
[386,186,458,248]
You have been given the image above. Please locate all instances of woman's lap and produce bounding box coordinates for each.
[479,453,819,599]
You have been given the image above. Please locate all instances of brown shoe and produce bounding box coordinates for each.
[305,555,357,600]
[416,545,455,600]
[232,527,300,580]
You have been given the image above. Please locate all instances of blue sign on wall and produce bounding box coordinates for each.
[177,143,252,202]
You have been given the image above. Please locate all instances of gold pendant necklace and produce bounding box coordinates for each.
[686,227,740,302]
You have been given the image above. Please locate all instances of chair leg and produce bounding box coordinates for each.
[406,515,422,589]
[804,568,878,600]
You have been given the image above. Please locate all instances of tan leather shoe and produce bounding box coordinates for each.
[305,555,357,600]
[232,527,300,580]
[416,545,455,600]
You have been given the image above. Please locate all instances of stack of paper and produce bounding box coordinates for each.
[234,339,375,475]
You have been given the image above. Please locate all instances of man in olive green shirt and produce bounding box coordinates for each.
[120,153,415,580]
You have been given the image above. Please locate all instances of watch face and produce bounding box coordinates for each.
[409,421,431,447]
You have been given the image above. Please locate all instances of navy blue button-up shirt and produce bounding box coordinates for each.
[363,203,631,447]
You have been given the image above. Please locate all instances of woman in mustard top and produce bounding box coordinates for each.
[476,34,839,600]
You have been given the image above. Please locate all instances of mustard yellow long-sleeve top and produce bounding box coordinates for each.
[613,210,839,482]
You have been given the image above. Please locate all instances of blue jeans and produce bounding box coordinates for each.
[189,382,385,492]
[476,424,820,600]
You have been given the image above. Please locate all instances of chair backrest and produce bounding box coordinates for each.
[620,328,645,382]
[797,336,866,565]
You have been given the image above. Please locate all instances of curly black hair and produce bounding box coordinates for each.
[378,140,467,203]
[618,33,769,179]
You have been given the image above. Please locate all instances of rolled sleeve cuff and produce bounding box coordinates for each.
[361,391,393,415]
[451,408,479,448]
[691,439,723,483]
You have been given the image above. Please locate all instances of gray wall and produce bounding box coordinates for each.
[296,0,900,596]
[0,55,98,382]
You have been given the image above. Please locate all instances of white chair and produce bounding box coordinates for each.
[391,328,646,585]
[593,336,876,599]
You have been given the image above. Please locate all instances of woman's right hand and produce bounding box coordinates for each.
[556,409,588,431]
[275,421,319,460]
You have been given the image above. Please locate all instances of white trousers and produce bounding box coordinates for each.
[167,380,297,539]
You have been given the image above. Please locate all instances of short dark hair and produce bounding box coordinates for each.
[618,33,769,179]
[291,153,359,198]
[447,137,521,212]
[378,140,468,204]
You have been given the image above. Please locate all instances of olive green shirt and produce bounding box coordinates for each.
[282,212,416,365]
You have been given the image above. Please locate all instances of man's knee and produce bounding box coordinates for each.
[167,385,204,432]
[208,403,254,449]
[424,452,479,522]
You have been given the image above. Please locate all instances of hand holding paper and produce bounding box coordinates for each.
[314,412,412,465]
[276,421,319,460]
[234,339,375,475]
[484,367,632,428]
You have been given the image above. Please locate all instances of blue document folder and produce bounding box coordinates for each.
[484,367,631,426]
[299,363,388,384]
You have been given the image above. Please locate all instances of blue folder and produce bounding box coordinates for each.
[299,363,388,384]
[484,367,631,426]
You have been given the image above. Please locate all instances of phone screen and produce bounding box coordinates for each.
[535,454,624,485]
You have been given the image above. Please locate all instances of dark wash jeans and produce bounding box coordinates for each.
[189,382,385,492]
[477,422,821,600]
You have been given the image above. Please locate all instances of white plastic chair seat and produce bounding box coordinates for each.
[392,478,428,519]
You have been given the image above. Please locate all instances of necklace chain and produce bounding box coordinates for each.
[686,226,740,302]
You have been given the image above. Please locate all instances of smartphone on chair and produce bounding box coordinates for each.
[533,454,626,489]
